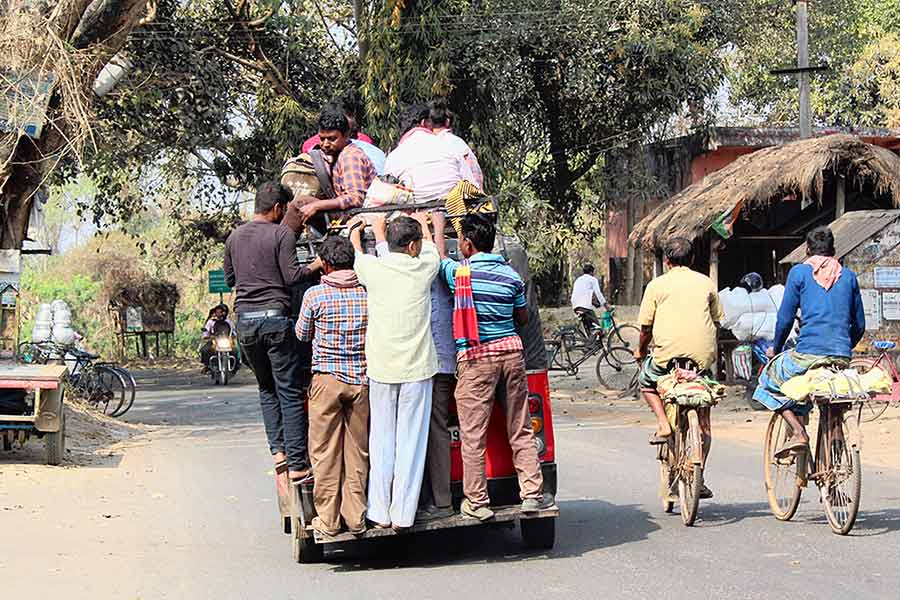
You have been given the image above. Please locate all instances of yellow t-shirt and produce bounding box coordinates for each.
[638,266,724,370]
[354,241,440,383]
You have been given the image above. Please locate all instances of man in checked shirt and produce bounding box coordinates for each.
[295,235,369,537]
[288,106,376,229]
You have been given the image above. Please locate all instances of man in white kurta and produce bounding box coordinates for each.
[350,213,440,529]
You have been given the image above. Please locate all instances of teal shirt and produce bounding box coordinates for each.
[440,253,527,351]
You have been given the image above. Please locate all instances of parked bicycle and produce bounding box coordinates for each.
[545,319,638,395]
[849,340,900,422]
[17,341,137,418]
[763,363,868,535]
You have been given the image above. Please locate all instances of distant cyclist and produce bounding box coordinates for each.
[571,264,610,338]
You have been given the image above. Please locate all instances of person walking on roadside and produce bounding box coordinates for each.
[224,181,321,489]
[349,212,440,530]
[438,213,554,521]
[295,235,369,537]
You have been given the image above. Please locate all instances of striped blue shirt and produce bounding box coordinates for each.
[440,253,527,352]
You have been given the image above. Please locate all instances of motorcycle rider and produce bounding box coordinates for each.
[200,304,234,371]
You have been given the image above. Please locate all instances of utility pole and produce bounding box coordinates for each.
[796,0,811,139]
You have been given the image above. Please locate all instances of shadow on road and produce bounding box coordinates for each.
[325,499,658,571]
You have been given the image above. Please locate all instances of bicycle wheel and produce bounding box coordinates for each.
[763,412,804,521]
[820,406,862,535]
[606,324,639,351]
[596,346,639,397]
[108,365,136,417]
[677,410,703,526]
[94,366,127,417]
[849,358,889,422]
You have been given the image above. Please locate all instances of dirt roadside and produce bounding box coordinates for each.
[550,370,900,472]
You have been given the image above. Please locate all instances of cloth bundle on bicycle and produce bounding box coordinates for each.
[658,369,724,407]
[781,367,890,402]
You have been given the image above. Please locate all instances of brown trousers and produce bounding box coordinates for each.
[422,374,455,509]
[307,373,369,531]
[455,351,543,507]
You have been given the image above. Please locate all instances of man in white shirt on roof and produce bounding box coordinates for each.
[383,103,477,204]
[571,263,609,338]
[427,98,484,192]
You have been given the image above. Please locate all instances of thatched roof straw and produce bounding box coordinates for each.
[629,134,900,250]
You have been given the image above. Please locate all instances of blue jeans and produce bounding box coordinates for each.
[237,316,309,471]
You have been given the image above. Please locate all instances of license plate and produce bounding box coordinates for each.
[449,425,460,444]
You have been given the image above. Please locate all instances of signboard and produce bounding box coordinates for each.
[873,267,900,289]
[125,306,143,332]
[884,292,900,320]
[208,269,232,294]
[861,289,882,330]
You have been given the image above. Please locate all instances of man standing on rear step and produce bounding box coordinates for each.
[439,214,555,521]
[224,181,321,490]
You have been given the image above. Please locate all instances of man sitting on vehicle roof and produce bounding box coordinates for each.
[753,226,865,458]
[286,106,377,231]
[301,96,384,175]
[634,237,722,498]
[439,213,554,521]
[427,98,484,192]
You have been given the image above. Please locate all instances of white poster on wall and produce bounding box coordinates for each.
[884,292,900,320]
[861,289,882,330]
[874,266,900,288]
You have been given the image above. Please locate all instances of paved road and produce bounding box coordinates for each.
[4,379,900,599]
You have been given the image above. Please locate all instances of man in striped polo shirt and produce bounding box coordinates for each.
[439,214,553,521]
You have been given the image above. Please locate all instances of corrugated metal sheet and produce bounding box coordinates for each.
[781,210,900,263]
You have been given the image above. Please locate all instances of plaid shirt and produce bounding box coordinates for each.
[296,281,368,385]
[332,143,376,210]
[458,335,523,362]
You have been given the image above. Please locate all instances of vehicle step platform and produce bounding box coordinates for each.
[309,504,559,544]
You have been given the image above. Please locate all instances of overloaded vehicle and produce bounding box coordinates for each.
[278,157,558,563]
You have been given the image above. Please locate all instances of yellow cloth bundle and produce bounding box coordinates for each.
[781,367,891,402]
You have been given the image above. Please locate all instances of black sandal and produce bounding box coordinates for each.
[649,432,672,445]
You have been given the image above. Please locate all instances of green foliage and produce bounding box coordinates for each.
[726,0,900,127]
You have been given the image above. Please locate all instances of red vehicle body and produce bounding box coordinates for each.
[447,369,557,504]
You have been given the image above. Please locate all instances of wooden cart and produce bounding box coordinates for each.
[0,363,68,464]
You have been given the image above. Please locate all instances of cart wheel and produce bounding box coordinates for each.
[292,518,324,563]
[520,516,556,550]
[45,406,66,466]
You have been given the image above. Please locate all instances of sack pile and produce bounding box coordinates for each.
[719,285,786,342]
[658,368,726,407]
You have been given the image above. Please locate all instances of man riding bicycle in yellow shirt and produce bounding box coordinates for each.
[634,237,723,498]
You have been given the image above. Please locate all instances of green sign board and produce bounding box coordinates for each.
[208,269,232,294]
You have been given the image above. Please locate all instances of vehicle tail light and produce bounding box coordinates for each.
[533,436,546,455]
[528,394,541,414]
[530,416,543,434]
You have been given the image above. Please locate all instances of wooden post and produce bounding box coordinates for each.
[797,0,811,139]
[710,237,721,378]
[653,251,663,278]
[709,238,720,290]
[836,175,846,218]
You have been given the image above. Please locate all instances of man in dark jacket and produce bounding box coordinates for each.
[224,181,321,483]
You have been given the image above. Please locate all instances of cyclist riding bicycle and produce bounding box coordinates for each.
[634,237,722,498]
[571,264,610,339]
[753,226,865,457]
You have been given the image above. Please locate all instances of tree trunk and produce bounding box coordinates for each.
[0,0,153,250]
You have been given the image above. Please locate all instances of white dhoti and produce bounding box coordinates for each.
[367,378,433,528]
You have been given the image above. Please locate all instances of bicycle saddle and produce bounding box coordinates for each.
[874,340,896,351]
[70,348,99,360]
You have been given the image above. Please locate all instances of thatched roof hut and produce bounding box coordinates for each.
[629,134,900,251]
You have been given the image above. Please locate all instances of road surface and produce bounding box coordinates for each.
[2,377,900,599]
